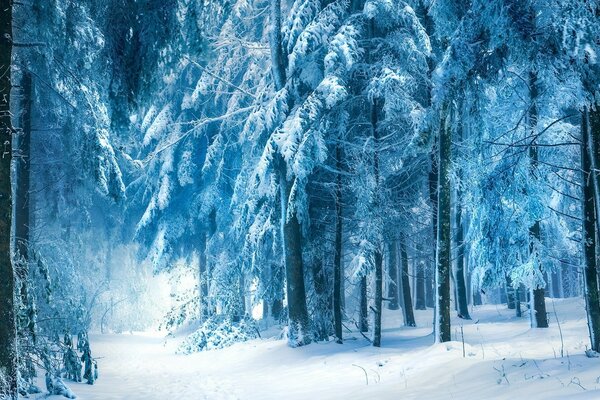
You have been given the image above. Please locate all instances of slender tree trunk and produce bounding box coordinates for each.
[506,275,516,310]
[581,107,600,351]
[359,276,368,332]
[589,107,600,235]
[415,243,426,310]
[473,286,482,306]
[333,144,343,343]
[425,267,435,308]
[198,232,209,320]
[400,238,416,327]
[373,251,383,347]
[428,144,438,314]
[0,1,17,395]
[270,0,310,346]
[271,262,284,321]
[515,284,522,317]
[435,105,452,342]
[527,71,548,328]
[311,259,329,341]
[387,241,399,310]
[15,72,35,343]
[454,195,470,319]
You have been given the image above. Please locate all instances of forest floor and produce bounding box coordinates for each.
[33,297,600,399]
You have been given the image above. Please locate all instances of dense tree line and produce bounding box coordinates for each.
[0,0,599,397]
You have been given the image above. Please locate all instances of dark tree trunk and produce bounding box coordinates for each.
[506,275,516,310]
[527,71,548,329]
[454,199,470,320]
[473,286,482,306]
[279,172,311,346]
[311,259,330,341]
[15,72,35,342]
[436,106,452,343]
[550,271,561,299]
[333,144,343,343]
[387,241,399,310]
[589,107,600,234]
[15,72,31,271]
[400,238,416,327]
[0,1,17,396]
[415,244,426,310]
[359,276,368,332]
[270,0,310,346]
[373,250,383,347]
[198,232,209,320]
[425,267,435,308]
[364,16,383,348]
[581,107,600,351]
[427,140,438,314]
[515,284,522,317]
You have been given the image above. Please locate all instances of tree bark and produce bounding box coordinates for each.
[0,0,17,395]
[435,105,452,342]
[333,143,343,343]
[359,276,368,332]
[270,0,310,346]
[581,107,600,351]
[527,71,548,329]
[415,244,426,310]
[400,238,416,327]
[454,194,470,319]
[373,251,383,347]
[427,144,438,314]
[15,71,35,343]
[506,275,516,310]
[279,171,311,346]
[387,241,399,310]
[198,232,209,320]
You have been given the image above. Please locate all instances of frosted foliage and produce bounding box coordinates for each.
[287,1,348,76]
[144,105,173,145]
[177,149,195,186]
[93,128,125,199]
[177,317,259,354]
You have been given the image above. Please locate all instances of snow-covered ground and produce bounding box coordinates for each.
[34,298,600,399]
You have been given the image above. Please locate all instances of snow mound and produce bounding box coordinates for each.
[177,316,260,354]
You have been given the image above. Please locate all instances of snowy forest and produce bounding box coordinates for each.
[1,0,600,398]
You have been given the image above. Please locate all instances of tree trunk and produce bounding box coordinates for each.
[435,105,452,343]
[333,143,343,343]
[15,72,35,342]
[270,0,310,347]
[425,267,435,308]
[454,197,470,319]
[400,238,416,327]
[359,276,368,332]
[279,171,311,346]
[587,107,600,248]
[373,250,383,347]
[198,232,209,320]
[311,259,329,341]
[506,275,516,310]
[527,71,548,329]
[387,241,399,310]
[0,0,17,395]
[415,243,426,310]
[581,107,600,351]
[427,141,438,314]
[515,284,522,317]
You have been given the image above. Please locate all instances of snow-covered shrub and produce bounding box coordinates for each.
[45,373,76,399]
[177,316,260,354]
